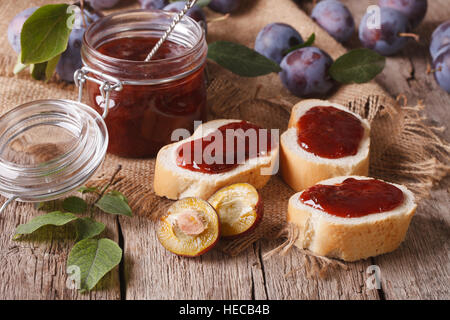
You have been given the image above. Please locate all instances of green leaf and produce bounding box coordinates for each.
[95,193,132,217]
[283,33,315,55]
[194,0,212,6]
[30,62,47,80]
[109,190,129,203]
[45,54,61,80]
[75,218,105,241]
[67,238,122,292]
[14,54,28,74]
[21,4,73,64]
[63,196,88,214]
[14,211,78,238]
[207,41,282,77]
[329,48,386,84]
[78,186,100,194]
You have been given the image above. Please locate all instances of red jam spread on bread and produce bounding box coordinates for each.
[296,106,364,159]
[176,121,272,174]
[90,37,206,158]
[300,178,404,218]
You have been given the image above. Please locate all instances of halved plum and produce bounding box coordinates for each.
[208,183,263,238]
[157,198,220,257]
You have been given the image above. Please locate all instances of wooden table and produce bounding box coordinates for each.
[0,0,449,300]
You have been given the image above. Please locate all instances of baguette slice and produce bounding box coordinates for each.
[154,119,279,200]
[281,99,370,191]
[288,176,417,262]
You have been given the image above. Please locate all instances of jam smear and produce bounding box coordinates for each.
[90,37,206,158]
[300,178,404,218]
[177,121,273,174]
[297,106,364,159]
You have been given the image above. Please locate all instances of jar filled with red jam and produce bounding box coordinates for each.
[80,10,208,158]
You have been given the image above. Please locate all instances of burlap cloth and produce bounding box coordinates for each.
[0,0,449,257]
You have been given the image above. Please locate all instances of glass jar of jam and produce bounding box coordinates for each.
[79,10,208,158]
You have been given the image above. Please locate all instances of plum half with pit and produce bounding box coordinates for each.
[359,7,411,56]
[311,0,355,43]
[208,0,241,14]
[254,23,304,64]
[7,7,38,53]
[279,47,335,97]
[378,0,427,29]
[208,183,263,238]
[163,1,207,34]
[157,198,220,257]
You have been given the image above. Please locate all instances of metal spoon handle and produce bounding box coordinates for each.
[144,0,199,62]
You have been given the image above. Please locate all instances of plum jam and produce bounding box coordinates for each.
[176,121,273,174]
[297,106,364,159]
[300,178,404,218]
[81,10,207,158]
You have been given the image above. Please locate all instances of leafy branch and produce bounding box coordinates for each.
[14,165,131,292]
[207,39,386,83]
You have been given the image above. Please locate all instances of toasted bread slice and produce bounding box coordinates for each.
[154,119,279,200]
[281,99,370,192]
[287,176,416,262]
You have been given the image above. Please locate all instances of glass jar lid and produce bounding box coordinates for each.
[0,99,108,203]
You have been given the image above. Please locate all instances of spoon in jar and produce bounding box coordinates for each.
[144,0,199,62]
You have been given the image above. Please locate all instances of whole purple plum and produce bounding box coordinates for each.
[378,0,427,28]
[89,0,121,10]
[279,47,335,97]
[56,8,101,82]
[311,0,355,43]
[7,7,38,53]
[140,0,169,10]
[432,45,450,93]
[208,0,241,14]
[359,7,411,56]
[430,21,450,59]
[164,1,207,33]
[254,23,304,64]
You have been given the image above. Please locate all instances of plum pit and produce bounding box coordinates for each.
[157,198,219,257]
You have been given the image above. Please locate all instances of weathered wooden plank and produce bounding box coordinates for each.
[0,197,121,300]
[119,214,265,299]
[259,239,380,300]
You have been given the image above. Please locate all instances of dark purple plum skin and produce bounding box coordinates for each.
[139,0,169,10]
[90,0,120,10]
[432,45,450,93]
[430,21,450,60]
[163,1,207,34]
[279,47,335,97]
[208,0,241,14]
[378,0,427,28]
[7,7,38,53]
[311,0,355,43]
[254,23,304,64]
[359,7,411,56]
[56,10,101,82]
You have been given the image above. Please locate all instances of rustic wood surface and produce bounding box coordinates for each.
[0,0,449,300]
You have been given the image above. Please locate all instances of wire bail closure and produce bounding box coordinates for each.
[74,66,123,119]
